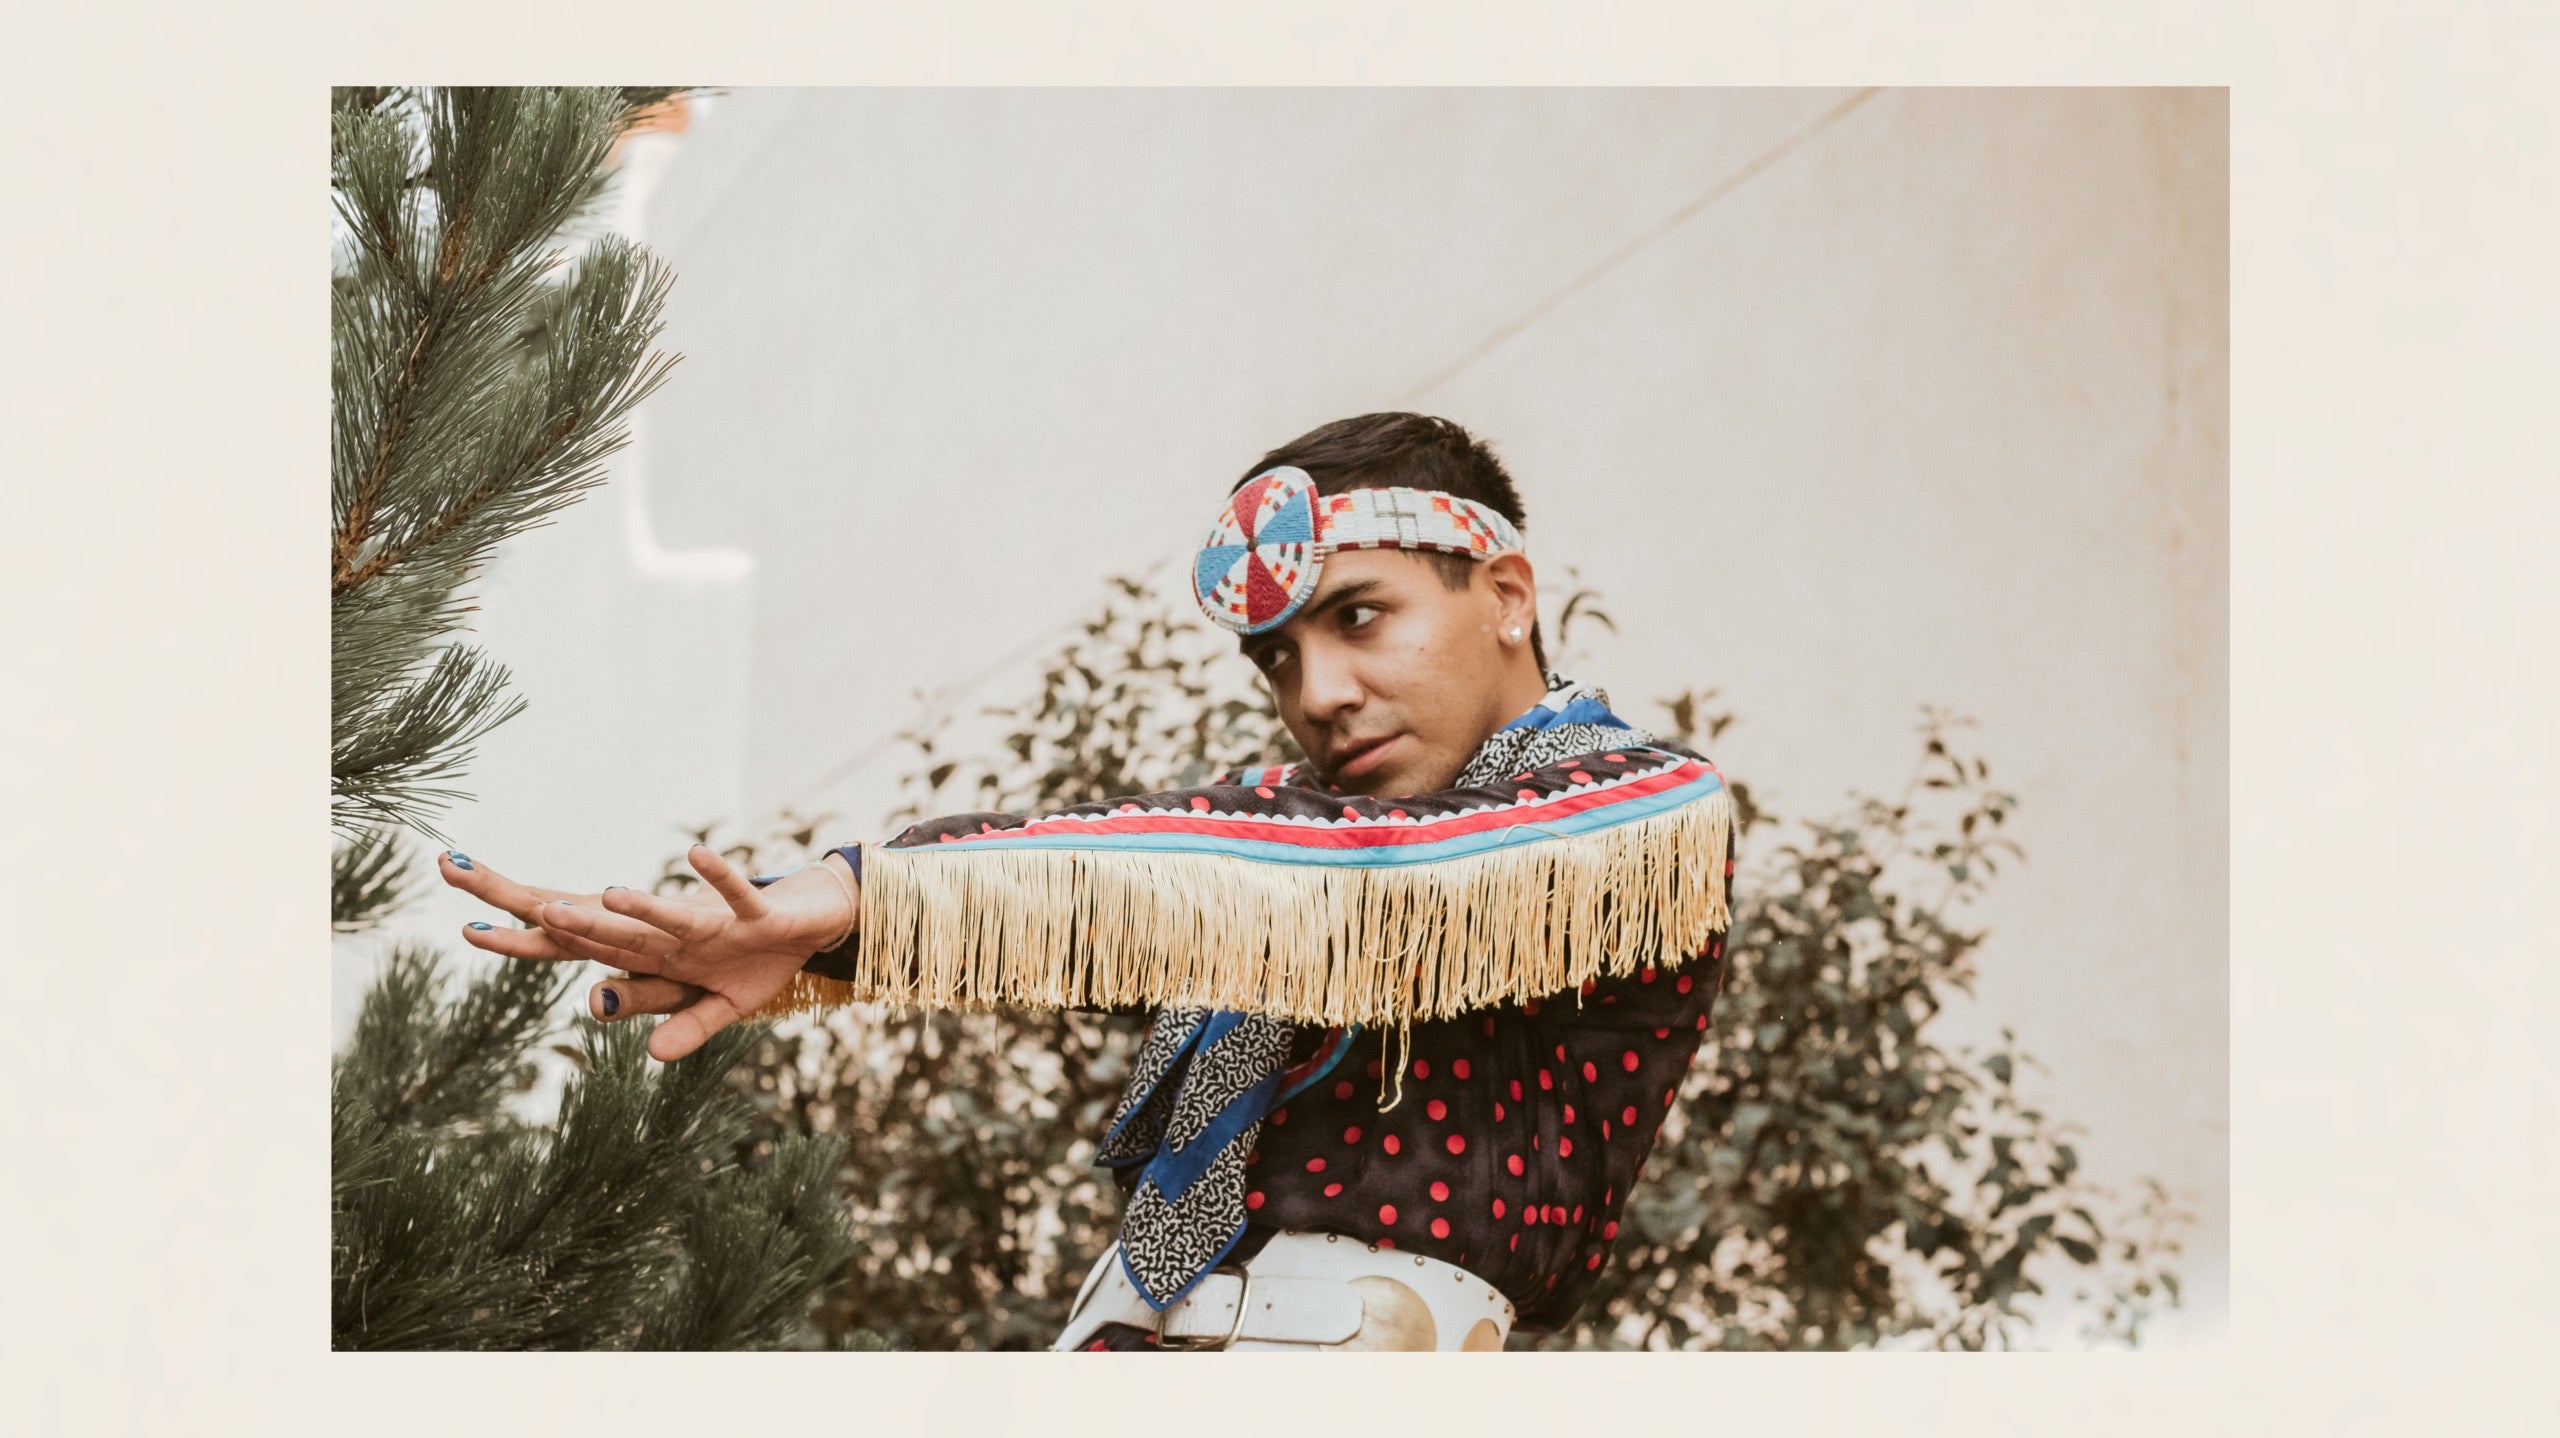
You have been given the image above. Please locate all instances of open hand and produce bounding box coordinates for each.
[442,845,855,1061]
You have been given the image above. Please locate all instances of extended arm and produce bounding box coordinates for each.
[492,740,1734,1056]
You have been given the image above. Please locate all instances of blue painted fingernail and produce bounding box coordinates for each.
[599,987,620,1017]
[468,922,492,931]
[447,851,473,871]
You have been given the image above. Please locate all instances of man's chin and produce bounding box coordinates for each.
[1331,754,1462,799]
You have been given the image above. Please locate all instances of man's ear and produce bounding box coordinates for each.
[1480,551,1539,633]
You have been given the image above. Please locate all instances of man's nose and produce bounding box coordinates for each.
[1294,642,1363,725]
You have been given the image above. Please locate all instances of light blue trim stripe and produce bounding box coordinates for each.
[895,769,1724,870]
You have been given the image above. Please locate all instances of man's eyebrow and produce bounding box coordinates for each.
[1237,578,1389,664]
[1294,577,1387,626]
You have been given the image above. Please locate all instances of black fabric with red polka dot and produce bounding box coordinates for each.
[1080,927,1729,1349]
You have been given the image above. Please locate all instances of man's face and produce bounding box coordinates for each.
[1239,548,1542,797]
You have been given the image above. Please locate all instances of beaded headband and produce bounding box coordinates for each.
[1190,465,1527,636]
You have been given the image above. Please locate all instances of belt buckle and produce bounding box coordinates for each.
[1157,1262,1253,1351]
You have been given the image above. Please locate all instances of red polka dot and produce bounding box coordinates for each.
[1579,978,1598,996]
[1446,1134,1467,1155]
[1600,1120,1612,1139]
[1088,1340,1109,1350]
[1555,1044,1568,1062]
[1548,1206,1565,1224]
[1246,1191,1265,1210]
[1603,1221,1619,1240]
[1389,809,1407,820]
[1623,1106,1639,1126]
[1568,771,1592,785]
[1538,1069,1554,1091]
[1531,1134,1539,1152]
[1655,1027,1671,1040]
[1623,1050,1642,1072]
[1306,1157,1327,1173]
[1453,1058,1472,1079]
[1189,796,1211,812]
[1605,753,1626,762]
[1573,1205,1584,1223]
[1383,1134,1401,1155]
[1342,804,1361,820]
[1587,1253,1604,1270]
[1491,1198,1506,1218]
[1677,975,1694,994]
[1558,1136,1574,1157]
[1413,1059,1431,1080]
[1510,1234,1519,1252]
[1246,1148,1260,1164]
[1270,1108,1288,1124]
[1118,804,1139,814]
[1516,789,1537,802]
[1379,1204,1398,1225]
[1582,1062,1598,1082]
[1494,1102,1505,1121]
[1507,1154,1525,1176]
[1378,1239,1395,1250]
[939,833,957,842]
[1342,1126,1362,1145]
[1523,999,1542,1016]
[1510,1080,1523,1101]
[1431,1217,1451,1239]
[1547,1276,1559,1289]
[1255,786,1275,798]
[1367,1059,1384,1078]
[1324,1182,1343,1197]
[1430,1181,1450,1202]
[1639,967,1657,984]
[1426,1100,1447,1121]
[1665,1088,1677,1107]
[1524,1207,1540,1227]
[1335,1080,1355,1100]
[1563,1104,1576,1125]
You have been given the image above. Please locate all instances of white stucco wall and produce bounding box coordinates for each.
[352,86,2226,1346]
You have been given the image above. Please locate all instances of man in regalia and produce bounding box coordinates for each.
[444,411,1740,1351]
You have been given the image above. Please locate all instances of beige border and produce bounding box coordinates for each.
[7,0,2551,1430]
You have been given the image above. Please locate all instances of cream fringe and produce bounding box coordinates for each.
[755,788,1733,1029]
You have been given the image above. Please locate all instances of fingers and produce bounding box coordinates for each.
[438,851,599,924]
[647,990,747,1062]
[588,974,701,1021]
[689,845,771,923]
[599,885,716,943]
[531,903,670,975]
[535,896,685,963]
[460,918,575,962]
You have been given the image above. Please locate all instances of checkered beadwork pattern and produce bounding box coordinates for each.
[1189,469,1525,635]
[1315,485,1526,559]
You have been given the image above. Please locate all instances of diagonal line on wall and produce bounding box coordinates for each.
[1396,86,1886,406]
[793,88,1889,807]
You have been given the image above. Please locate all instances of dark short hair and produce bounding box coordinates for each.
[1234,412,1546,669]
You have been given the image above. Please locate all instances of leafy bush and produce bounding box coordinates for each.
[688,571,2188,1348]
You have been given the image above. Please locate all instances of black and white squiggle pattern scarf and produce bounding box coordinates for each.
[1095,674,1652,1308]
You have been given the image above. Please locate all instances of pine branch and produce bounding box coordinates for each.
[331,827,420,932]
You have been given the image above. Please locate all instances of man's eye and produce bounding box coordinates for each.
[1342,604,1381,629]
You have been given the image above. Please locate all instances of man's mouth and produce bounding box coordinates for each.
[1330,734,1401,780]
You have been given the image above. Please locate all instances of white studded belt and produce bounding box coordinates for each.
[1050,1231,1517,1352]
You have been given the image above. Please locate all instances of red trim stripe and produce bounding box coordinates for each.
[942,756,1718,852]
